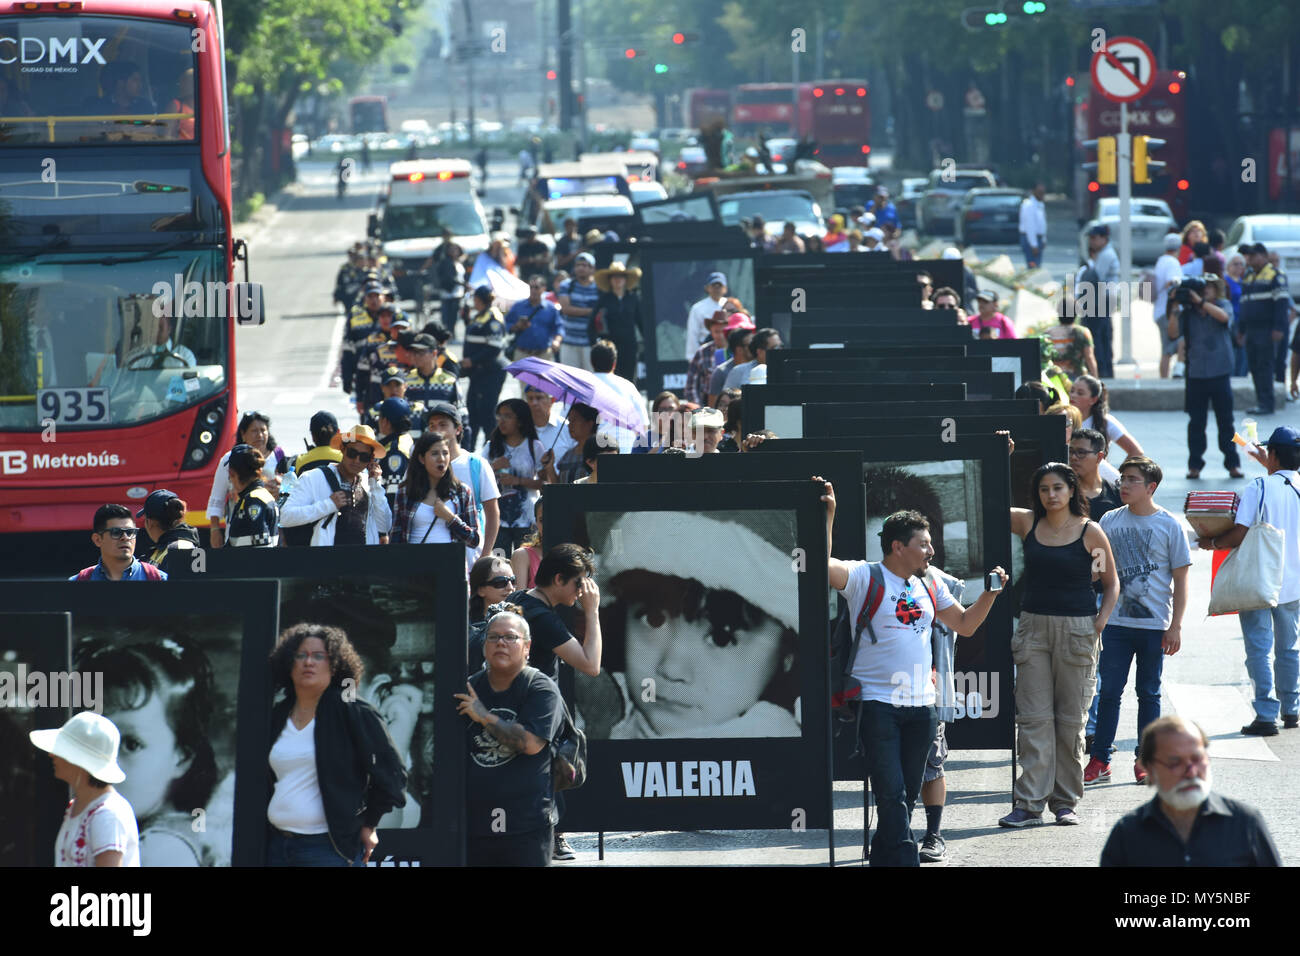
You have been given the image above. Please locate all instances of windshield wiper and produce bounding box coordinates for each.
[40,233,206,266]
[2,233,71,261]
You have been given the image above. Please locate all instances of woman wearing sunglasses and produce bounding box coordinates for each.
[280,425,393,546]
[469,555,517,625]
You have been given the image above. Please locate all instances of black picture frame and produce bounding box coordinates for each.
[639,246,760,396]
[540,481,832,834]
[753,435,1014,763]
[0,581,279,867]
[171,544,468,867]
[775,369,1016,401]
[767,353,990,381]
[0,613,72,867]
[743,383,968,435]
[791,324,976,348]
[798,400,1042,439]
[596,450,868,559]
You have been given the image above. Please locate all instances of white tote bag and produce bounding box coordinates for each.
[1208,480,1285,615]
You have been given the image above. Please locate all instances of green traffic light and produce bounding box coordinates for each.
[654,63,668,73]
[985,11,1007,24]
[1022,0,1045,12]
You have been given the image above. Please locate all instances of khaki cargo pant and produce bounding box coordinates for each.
[1011,612,1099,814]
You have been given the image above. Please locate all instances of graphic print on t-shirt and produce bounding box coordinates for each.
[891,587,930,632]
[470,706,520,768]
[1106,524,1158,620]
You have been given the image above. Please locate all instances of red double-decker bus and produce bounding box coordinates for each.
[0,0,257,556]
[349,94,388,134]
[731,82,812,140]
[685,87,730,130]
[1083,69,1190,220]
[809,79,870,167]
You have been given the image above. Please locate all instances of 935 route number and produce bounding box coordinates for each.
[37,388,110,425]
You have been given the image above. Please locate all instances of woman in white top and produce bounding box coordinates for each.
[207,411,285,547]
[389,431,480,551]
[485,398,547,554]
[30,711,139,867]
[1070,374,1143,461]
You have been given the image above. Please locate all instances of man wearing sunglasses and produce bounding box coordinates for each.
[281,425,392,546]
[71,504,167,580]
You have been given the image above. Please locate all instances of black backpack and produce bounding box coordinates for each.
[280,466,342,547]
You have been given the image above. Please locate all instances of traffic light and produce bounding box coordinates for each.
[671,31,698,44]
[1021,1,1046,13]
[1082,137,1117,186]
[654,63,669,74]
[546,69,557,80]
[1133,136,1166,184]
[624,48,639,59]
[962,7,1008,29]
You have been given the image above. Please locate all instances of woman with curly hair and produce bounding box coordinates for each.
[266,623,408,866]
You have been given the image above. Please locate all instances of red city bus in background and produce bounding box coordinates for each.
[731,83,813,140]
[0,0,255,565]
[1083,69,1190,221]
[685,87,730,130]
[809,79,870,167]
[349,94,388,134]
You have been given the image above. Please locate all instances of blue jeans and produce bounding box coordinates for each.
[1239,599,1300,722]
[1020,234,1042,269]
[1091,625,1165,761]
[859,700,937,867]
[266,829,364,867]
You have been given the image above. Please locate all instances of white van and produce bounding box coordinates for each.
[375,159,491,302]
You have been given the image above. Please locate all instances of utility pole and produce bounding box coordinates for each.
[461,0,476,147]
[558,0,572,131]
[1118,101,1134,365]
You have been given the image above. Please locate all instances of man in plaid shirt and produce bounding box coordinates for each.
[684,311,731,406]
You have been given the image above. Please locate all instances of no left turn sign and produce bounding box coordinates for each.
[1090,36,1157,104]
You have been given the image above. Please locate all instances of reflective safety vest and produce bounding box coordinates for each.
[380,432,415,500]
[225,484,279,547]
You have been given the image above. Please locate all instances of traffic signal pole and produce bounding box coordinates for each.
[1117,101,1133,365]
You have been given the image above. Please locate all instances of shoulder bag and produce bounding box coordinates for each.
[1208,477,1286,614]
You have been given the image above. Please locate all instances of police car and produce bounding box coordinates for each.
[513,157,634,245]
[371,159,492,302]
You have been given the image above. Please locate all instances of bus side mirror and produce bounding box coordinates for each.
[367,213,380,237]
[235,283,266,326]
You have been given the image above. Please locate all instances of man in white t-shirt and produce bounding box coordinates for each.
[525,385,577,465]
[821,484,1008,866]
[425,401,500,568]
[684,272,728,362]
[590,339,647,453]
[1198,426,1300,736]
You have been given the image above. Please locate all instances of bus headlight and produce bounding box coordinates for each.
[182,396,227,471]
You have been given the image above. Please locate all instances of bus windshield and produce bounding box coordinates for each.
[0,250,228,430]
[382,202,486,240]
[0,16,198,145]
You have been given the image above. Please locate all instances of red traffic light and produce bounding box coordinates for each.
[861,145,870,154]
[1177,179,1190,190]
[672,32,685,44]
[546,69,557,80]
[1168,82,1181,94]
[624,48,637,59]
[1065,76,1075,87]
[1088,181,1100,193]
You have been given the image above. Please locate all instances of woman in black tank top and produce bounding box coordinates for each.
[1000,461,1118,829]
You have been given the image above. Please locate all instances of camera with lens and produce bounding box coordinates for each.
[1174,275,1206,306]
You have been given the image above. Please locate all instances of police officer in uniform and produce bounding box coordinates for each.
[225,444,280,547]
[365,366,423,432]
[403,332,461,416]
[1239,243,1291,416]
[375,398,415,508]
[334,244,368,315]
[353,304,407,415]
[462,285,509,451]
[138,489,200,574]
[362,310,413,410]
[342,282,386,401]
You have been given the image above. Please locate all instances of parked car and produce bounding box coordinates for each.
[1225,215,1300,296]
[1077,196,1179,266]
[916,167,997,235]
[674,146,710,178]
[955,188,1025,246]
[895,177,928,230]
[717,189,825,240]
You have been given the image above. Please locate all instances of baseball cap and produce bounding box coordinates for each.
[1262,426,1300,448]
[381,365,406,385]
[409,333,437,351]
[575,252,595,267]
[1088,223,1110,237]
[390,312,412,328]
[363,282,386,295]
[690,407,725,430]
[975,289,998,303]
[309,410,339,435]
[707,271,727,286]
[1164,233,1182,251]
[136,488,179,522]
[941,247,963,260]
[725,313,756,331]
[425,400,460,425]
[377,397,412,425]
[865,227,884,241]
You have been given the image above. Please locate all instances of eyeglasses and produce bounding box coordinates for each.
[344,446,374,462]
[486,576,516,589]
[1068,447,1098,458]
[294,651,328,663]
[105,527,138,539]
[485,633,524,644]
[934,301,958,310]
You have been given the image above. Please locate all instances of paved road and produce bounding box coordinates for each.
[237,160,1299,867]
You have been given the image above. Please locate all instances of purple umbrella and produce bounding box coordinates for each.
[505,356,646,435]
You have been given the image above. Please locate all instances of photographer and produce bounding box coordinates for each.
[1168,275,1243,479]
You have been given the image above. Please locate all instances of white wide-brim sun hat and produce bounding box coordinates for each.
[29,711,126,784]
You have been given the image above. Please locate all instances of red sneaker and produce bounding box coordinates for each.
[1134,761,1148,785]
[1083,757,1111,785]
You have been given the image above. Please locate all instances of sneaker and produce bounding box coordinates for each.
[552,833,575,861]
[1284,715,1299,730]
[1055,808,1080,826]
[1172,361,1186,378]
[998,808,1043,828]
[1241,719,1279,736]
[1083,757,1111,784]
[918,832,947,863]
[1134,760,1148,785]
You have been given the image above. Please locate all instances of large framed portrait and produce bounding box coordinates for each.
[791,323,976,348]
[0,582,279,866]
[742,382,967,436]
[172,544,468,866]
[0,613,72,867]
[770,367,1015,402]
[797,399,1041,440]
[540,481,832,832]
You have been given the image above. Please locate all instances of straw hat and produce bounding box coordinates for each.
[30,712,127,783]
[594,261,642,292]
[330,424,386,458]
